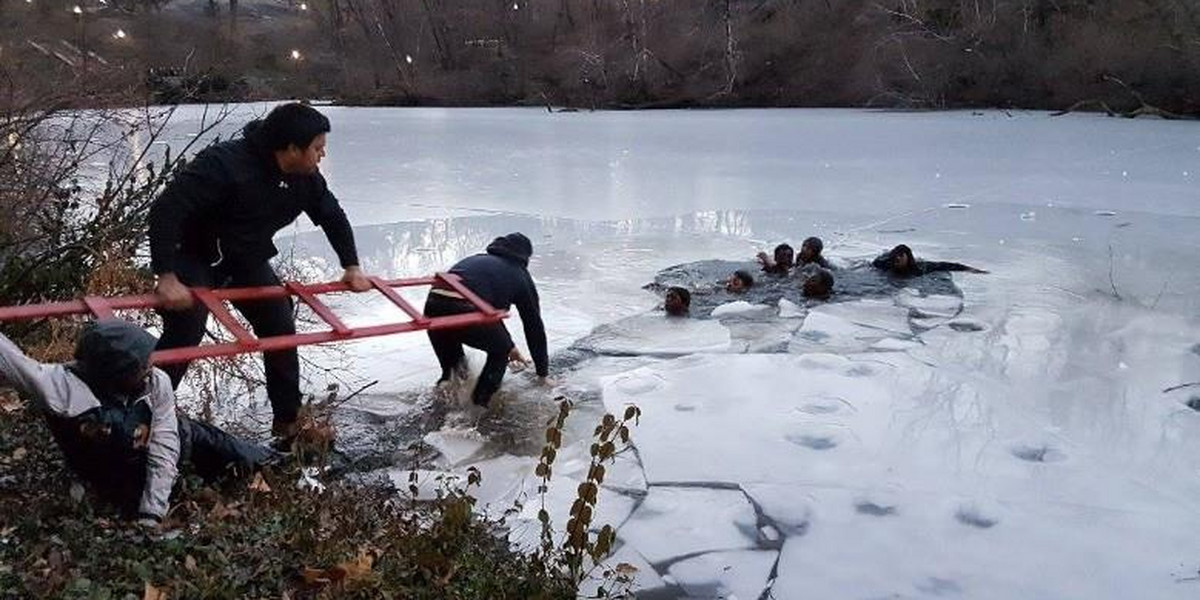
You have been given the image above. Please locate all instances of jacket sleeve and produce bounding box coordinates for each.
[515,276,549,378]
[920,261,976,274]
[148,150,230,275]
[0,333,99,417]
[304,175,360,268]
[138,369,180,520]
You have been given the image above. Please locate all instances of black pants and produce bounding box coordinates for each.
[424,293,514,406]
[48,412,273,517]
[179,415,275,480]
[156,254,301,424]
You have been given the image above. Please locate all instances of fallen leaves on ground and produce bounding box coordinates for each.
[247,472,271,494]
[0,390,22,413]
[300,548,376,589]
[143,581,167,600]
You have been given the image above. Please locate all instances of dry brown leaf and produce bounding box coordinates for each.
[143,581,167,600]
[332,550,374,582]
[208,501,242,520]
[247,472,272,494]
[300,566,333,586]
[184,555,197,573]
[0,390,22,413]
[614,562,639,575]
[10,447,26,461]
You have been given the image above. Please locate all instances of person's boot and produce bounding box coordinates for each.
[270,418,299,453]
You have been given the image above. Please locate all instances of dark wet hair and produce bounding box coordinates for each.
[886,244,916,270]
[804,268,835,299]
[665,286,691,316]
[732,270,754,289]
[244,102,331,151]
[666,286,691,306]
[802,237,824,255]
[774,244,794,265]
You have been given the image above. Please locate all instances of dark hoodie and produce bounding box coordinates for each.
[799,237,833,269]
[444,233,548,377]
[871,244,978,276]
[148,120,359,275]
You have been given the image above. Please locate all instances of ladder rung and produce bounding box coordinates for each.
[82,296,114,319]
[192,288,258,348]
[369,276,428,324]
[436,273,502,316]
[285,281,351,336]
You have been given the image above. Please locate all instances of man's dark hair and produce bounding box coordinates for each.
[804,268,835,299]
[774,243,794,262]
[886,244,916,270]
[246,103,331,151]
[733,270,754,289]
[802,237,824,255]
[666,286,691,306]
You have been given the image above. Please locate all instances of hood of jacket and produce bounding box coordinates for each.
[485,232,533,268]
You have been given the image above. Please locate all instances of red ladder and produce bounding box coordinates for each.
[0,273,505,365]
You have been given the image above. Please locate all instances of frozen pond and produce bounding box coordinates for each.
[165,107,1200,598]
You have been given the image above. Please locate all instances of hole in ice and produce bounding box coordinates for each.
[798,403,840,415]
[1185,397,1200,412]
[916,577,963,596]
[948,320,986,332]
[1190,343,1200,357]
[955,507,998,529]
[787,434,838,450]
[1010,444,1066,463]
[855,501,897,516]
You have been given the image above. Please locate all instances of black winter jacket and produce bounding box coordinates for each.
[148,122,358,274]
[446,233,548,377]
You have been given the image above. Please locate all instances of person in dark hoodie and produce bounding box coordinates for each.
[756,243,795,276]
[147,103,372,442]
[0,320,273,525]
[797,236,833,269]
[423,233,550,408]
[871,244,988,277]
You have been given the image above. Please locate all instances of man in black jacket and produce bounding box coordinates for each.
[424,233,550,407]
[148,103,371,439]
[871,244,988,277]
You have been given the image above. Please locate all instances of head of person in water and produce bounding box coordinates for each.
[798,237,825,265]
[664,286,691,317]
[772,244,795,270]
[726,270,754,294]
[802,268,834,300]
[882,244,917,274]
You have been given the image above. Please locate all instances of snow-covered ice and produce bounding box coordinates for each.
[159,107,1200,598]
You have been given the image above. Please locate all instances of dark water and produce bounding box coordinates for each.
[644,259,962,318]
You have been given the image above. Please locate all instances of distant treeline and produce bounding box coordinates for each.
[5,0,1199,115]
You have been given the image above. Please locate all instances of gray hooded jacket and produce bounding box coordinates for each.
[0,322,179,518]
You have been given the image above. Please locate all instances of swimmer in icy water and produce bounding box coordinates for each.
[797,236,833,269]
[872,244,987,277]
[664,286,691,317]
[756,243,795,276]
[726,270,755,294]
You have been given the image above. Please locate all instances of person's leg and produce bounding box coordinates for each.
[154,255,215,389]
[458,322,515,407]
[227,263,301,429]
[424,295,467,382]
[179,415,275,480]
